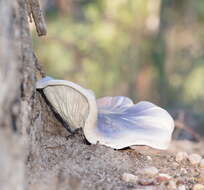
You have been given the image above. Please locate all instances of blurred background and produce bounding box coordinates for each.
[32,0,204,139]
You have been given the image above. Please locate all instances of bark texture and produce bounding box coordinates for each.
[0,0,33,189]
[0,0,47,189]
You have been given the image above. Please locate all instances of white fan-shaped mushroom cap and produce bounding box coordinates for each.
[36,77,97,132]
[85,96,174,150]
[36,77,174,150]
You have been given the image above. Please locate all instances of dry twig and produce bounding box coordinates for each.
[27,0,47,36]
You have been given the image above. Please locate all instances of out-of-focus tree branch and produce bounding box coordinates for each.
[27,0,47,36]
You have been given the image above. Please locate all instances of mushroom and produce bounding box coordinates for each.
[36,77,97,133]
[36,77,174,150]
[96,96,174,149]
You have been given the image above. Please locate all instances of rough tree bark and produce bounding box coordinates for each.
[0,0,49,189]
[0,0,34,189]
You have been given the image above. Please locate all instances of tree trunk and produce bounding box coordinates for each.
[0,0,33,189]
[0,0,54,189]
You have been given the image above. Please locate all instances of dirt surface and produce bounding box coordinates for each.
[24,93,204,190]
[26,120,204,190]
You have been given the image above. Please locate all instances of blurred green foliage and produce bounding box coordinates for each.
[33,0,204,113]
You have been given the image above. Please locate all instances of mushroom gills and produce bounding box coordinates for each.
[36,77,95,132]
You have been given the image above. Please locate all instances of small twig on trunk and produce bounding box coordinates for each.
[27,0,47,36]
